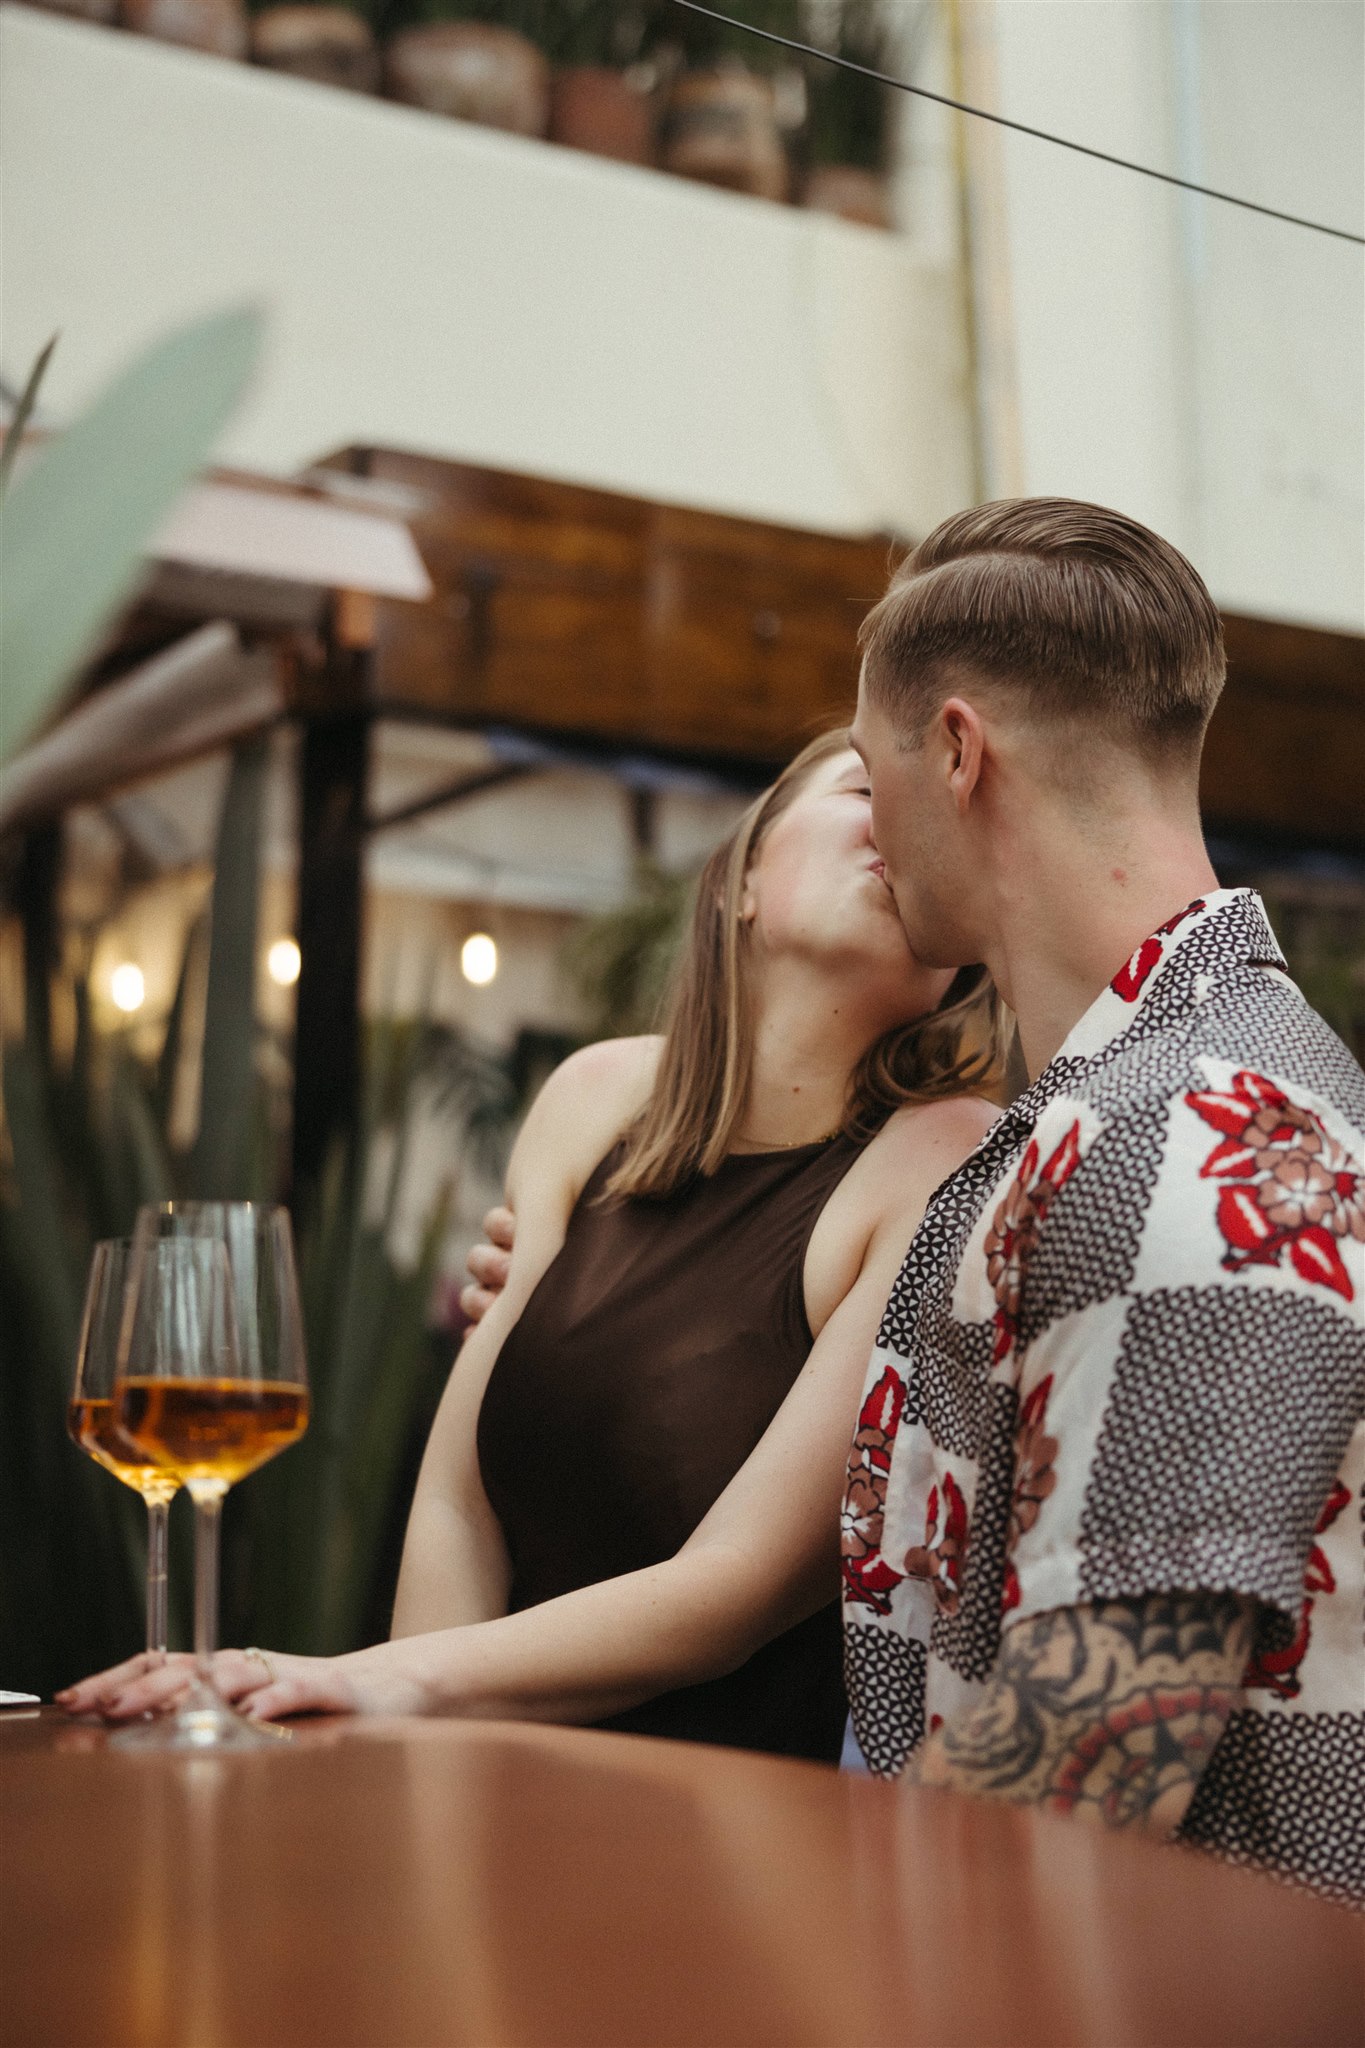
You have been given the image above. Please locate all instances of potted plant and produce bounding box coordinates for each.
[799,0,900,228]
[24,0,119,27]
[249,1,381,92]
[545,0,656,166]
[384,0,552,136]
[655,0,797,203]
[121,0,249,60]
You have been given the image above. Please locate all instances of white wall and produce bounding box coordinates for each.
[0,3,974,537]
[978,0,1363,631]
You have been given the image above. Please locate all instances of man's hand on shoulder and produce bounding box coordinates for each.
[914,1590,1255,1837]
[460,1205,515,1329]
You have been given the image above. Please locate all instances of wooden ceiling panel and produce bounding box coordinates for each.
[323,451,1364,841]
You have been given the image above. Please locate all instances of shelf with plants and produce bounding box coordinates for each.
[20,0,906,225]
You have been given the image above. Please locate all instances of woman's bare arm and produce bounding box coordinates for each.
[63,1097,991,1728]
[72,1100,983,1727]
[390,1037,659,1636]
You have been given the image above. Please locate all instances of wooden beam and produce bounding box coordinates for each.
[291,690,369,1203]
[319,449,890,764]
[15,821,60,1055]
[1203,613,1365,847]
[366,762,532,834]
[313,451,1365,845]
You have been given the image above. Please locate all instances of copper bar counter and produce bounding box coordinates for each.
[2,1708,1360,2047]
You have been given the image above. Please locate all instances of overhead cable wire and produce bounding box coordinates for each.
[669,0,1365,246]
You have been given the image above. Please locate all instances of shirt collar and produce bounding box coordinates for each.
[1000,890,1285,1131]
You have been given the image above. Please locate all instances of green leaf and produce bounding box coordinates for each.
[0,305,263,764]
[191,736,268,1198]
[0,332,58,499]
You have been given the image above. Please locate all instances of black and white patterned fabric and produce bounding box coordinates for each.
[839,891,1365,1905]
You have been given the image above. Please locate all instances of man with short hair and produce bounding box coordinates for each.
[843,497,1364,1904]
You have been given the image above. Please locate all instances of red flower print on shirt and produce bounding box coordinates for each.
[904,1469,970,1617]
[1187,1069,1364,1302]
[1000,1375,1060,1614]
[984,1122,1084,1364]
[1111,900,1207,1002]
[1243,1479,1352,1699]
[841,1366,907,1614]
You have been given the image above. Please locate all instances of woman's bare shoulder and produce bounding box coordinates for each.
[805,1094,998,1334]
[508,1035,662,1202]
[534,1035,663,1118]
[849,1093,998,1216]
[873,1092,999,1163]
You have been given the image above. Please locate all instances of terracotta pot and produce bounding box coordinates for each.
[24,0,119,25]
[550,66,653,165]
[121,0,246,56]
[251,6,378,91]
[385,23,549,136]
[658,66,787,203]
[803,164,891,230]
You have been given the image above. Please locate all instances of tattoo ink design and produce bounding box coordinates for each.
[928,1591,1254,1835]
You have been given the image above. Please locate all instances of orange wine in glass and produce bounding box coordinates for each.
[69,1239,179,1662]
[111,1204,309,1750]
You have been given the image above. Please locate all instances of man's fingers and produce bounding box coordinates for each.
[483,1205,515,1252]
[460,1282,496,1326]
[466,1242,511,1290]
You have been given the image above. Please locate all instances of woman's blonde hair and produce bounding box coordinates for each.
[605,728,1008,1201]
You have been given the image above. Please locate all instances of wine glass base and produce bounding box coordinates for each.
[109,1690,283,1752]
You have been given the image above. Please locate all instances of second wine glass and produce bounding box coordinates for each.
[69,1239,179,1664]
[112,1202,310,1750]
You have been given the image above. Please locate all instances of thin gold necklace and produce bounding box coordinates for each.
[733,1127,841,1151]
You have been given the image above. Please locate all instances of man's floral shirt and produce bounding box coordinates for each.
[841,891,1365,1906]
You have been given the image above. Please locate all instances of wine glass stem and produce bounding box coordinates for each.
[144,1498,170,1660]
[193,1493,223,1689]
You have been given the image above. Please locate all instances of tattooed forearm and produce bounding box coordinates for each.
[915,1591,1255,1836]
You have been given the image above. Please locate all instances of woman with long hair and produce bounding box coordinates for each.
[64,732,1006,1757]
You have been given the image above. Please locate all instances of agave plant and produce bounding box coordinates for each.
[0,850,515,1687]
[0,310,517,1691]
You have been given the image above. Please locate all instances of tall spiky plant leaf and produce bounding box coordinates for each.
[0,305,262,763]
[151,912,203,1137]
[191,736,268,1198]
[0,332,58,498]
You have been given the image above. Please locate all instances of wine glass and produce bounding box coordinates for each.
[112,1202,310,1750]
[69,1239,179,1663]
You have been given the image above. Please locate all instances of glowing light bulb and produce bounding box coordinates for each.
[267,937,302,987]
[461,933,498,987]
[110,963,146,1014]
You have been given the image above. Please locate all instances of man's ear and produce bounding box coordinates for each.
[939,697,985,813]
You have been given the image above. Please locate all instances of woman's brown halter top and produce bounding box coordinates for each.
[475,1131,863,1761]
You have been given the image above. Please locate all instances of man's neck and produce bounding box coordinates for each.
[987,817,1220,1081]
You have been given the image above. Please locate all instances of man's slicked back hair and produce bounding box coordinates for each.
[859,498,1226,763]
